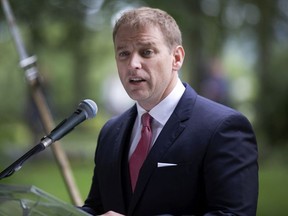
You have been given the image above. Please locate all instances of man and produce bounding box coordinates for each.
[81,7,258,216]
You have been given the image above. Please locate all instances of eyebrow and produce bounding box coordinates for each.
[116,41,157,52]
[116,45,126,51]
[137,41,157,47]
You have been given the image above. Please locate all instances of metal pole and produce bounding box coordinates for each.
[1,0,83,206]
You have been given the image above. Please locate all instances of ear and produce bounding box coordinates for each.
[172,45,185,71]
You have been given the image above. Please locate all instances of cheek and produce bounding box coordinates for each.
[116,61,123,71]
[119,74,127,87]
[152,70,170,90]
[117,63,126,76]
[157,62,173,79]
[117,69,126,85]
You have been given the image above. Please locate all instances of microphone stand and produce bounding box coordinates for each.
[0,142,46,180]
[1,0,83,206]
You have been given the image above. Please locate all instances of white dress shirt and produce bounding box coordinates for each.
[129,78,185,158]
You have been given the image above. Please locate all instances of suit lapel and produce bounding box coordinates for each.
[108,107,137,212]
[128,84,197,213]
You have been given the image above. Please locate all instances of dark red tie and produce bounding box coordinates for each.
[129,113,152,191]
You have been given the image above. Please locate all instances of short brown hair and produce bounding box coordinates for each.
[113,7,182,50]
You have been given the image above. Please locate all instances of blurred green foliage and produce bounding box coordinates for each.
[0,0,288,215]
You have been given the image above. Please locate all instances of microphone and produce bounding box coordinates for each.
[41,99,98,148]
[0,99,97,179]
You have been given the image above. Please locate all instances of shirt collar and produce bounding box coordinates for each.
[136,78,185,126]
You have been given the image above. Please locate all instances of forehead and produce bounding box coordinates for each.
[114,24,165,49]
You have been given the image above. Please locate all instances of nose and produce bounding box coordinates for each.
[128,53,141,70]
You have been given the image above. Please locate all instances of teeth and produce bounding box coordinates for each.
[130,78,143,81]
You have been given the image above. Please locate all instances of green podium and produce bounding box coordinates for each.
[0,184,90,215]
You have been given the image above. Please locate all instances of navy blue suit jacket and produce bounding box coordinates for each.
[82,83,258,216]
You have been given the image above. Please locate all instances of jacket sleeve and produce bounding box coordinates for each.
[80,163,105,215]
[203,113,258,216]
[80,123,109,215]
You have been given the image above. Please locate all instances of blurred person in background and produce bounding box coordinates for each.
[199,58,230,106]
[80,7,258,216]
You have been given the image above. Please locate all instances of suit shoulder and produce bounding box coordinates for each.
[196,95,242,117]
[192,95,254,130]
[179,83,250,125]
[102,106,136,130]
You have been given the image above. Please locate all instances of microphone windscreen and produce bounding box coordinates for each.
[79,99,98,119]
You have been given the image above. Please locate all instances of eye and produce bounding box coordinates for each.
[141,49,154,57]
[118,51,130,58]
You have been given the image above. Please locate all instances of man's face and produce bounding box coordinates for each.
[114,24,183,110]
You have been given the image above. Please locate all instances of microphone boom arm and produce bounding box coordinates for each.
[0,98,97,180]
[0,143,46,180]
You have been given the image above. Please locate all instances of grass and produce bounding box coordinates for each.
[257,163,288,216]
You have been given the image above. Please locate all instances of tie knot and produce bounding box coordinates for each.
[141,113,152,127]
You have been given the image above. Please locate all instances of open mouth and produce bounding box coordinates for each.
[129,77,146,83]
